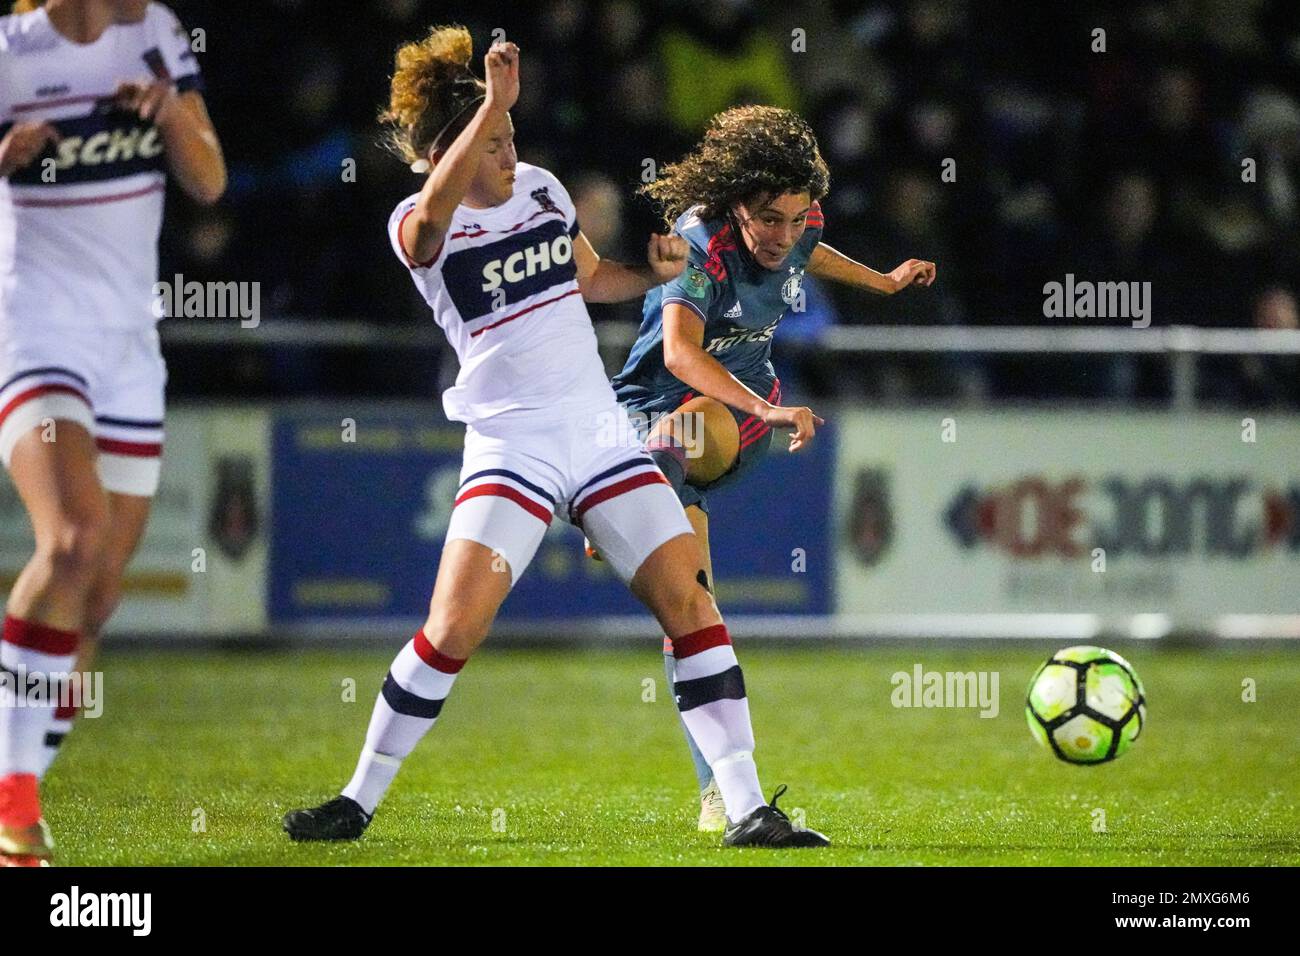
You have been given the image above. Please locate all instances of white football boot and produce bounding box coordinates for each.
[698,778,727,833]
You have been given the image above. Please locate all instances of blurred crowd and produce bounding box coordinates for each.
[159,0,1300,406]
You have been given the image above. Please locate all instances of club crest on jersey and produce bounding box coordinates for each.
[781,270,804,305]
[531,186,561,216]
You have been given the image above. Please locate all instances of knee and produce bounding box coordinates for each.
[39,511,109,581]
[668,574,720,631]
[422,608,489,660]
[688,581,720,624]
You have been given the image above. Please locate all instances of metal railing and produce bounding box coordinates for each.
[160,319,1300,409]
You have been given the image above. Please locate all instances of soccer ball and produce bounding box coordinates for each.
[1025,645,1147,764]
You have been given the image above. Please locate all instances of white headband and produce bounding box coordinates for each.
[411,92,487,173]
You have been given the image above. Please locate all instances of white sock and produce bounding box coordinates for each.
[672,624,766,822]
[342,749,401,815]
[1,616,79,777]
[37,710,76,778]
[341,631,464,815]
[711,749,762,819]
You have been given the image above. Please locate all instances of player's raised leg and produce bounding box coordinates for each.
[587,395,736,562]
[646,395,741,494]
[284,470,550,841]
[0,418,107,865]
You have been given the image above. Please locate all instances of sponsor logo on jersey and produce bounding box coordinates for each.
[480,231,574,292]
[703,320,779,354]
[54,124,163,170]
[723,301,743,318]
[4,112,166,186]
[442,218,578,321]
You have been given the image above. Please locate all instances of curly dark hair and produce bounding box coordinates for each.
[641,105,830,228]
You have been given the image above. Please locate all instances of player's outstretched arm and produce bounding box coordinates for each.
[808,242,936,295]
[662,303,824,452]
[402,41,519,264]
[573,231,687,303]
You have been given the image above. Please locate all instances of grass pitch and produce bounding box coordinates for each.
[45,644,1300,866]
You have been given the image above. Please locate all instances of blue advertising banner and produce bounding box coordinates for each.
[269,406,834,626]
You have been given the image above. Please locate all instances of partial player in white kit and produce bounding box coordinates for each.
[283,26,828,849]
[0,0,225,865]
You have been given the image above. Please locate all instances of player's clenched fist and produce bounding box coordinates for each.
[0,122,59,178]
[646,233,688,283]
[484,41,520,114]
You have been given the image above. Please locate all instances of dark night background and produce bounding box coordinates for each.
[156,0,1300,406]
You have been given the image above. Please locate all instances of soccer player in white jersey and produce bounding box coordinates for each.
[0,0,225,866]
[283,26,828,850]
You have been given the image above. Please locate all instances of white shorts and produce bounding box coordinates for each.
[448,402,692,585]
[0,322,166,496]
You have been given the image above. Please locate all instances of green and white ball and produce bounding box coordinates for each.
[1025,646,1147,764]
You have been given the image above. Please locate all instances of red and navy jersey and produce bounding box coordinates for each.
[388,162,616,425]
[0,2,202,331]
[612,201,824,407]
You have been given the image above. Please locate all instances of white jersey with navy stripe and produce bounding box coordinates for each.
[0,2,201,332]
[388,162,616,426]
